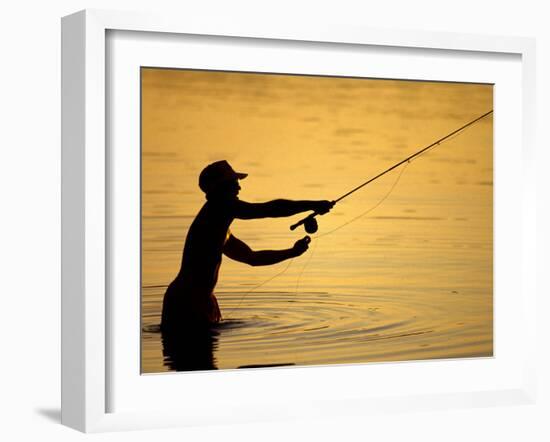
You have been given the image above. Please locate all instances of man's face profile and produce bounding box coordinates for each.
[207,177,241,200]
[223,178,241,199]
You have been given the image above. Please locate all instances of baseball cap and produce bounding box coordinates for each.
[198,160,248,193]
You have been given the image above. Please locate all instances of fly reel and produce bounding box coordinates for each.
[290,213,319,234]
[303,215,318,234]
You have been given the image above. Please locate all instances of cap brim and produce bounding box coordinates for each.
[236,172,248,179]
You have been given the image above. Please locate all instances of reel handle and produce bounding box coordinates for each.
[290,213,318,232]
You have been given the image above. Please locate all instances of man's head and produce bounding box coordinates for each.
[199,160,247,198]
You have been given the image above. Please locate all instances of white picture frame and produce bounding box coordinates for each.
[61,9,537,433]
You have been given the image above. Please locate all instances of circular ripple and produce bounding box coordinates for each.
[213,290,446,368]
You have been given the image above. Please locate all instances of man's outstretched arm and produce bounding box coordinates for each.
[223,234,310,266]
[232,199,334,220]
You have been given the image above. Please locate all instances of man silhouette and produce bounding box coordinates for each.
[160,160,334,333]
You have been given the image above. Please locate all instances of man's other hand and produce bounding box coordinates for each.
[292,236,311,256]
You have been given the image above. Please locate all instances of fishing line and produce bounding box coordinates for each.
[223,257,295,319]
[226,162,409,319]
[291,110,492,293]
[224,110,493,318]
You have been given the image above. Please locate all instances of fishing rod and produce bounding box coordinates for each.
[290,109,494,234]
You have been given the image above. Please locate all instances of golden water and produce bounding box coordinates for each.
[140,68,493,373]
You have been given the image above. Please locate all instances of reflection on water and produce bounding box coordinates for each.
[141,69,493,373]
[161,326,219,371]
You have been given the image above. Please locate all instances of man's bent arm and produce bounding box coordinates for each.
[248,249,297,266]
[223,234,300,266]
[233,199,330,220]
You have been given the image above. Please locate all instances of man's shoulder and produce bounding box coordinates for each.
[207,197,248,210]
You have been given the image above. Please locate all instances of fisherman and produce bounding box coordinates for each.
[160,160,334,333]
